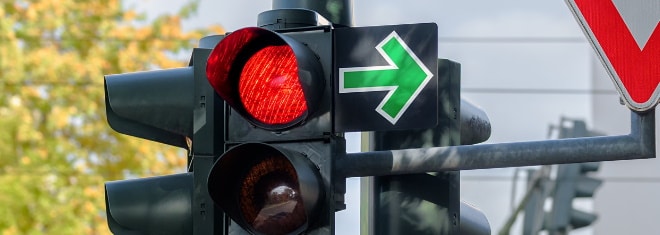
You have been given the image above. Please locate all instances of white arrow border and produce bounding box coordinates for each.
[338,31,433,124]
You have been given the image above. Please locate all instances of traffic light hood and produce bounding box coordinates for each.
[104,67,194,148]
[105,173,193,234]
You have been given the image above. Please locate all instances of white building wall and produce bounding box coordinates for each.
[590,55,660,235]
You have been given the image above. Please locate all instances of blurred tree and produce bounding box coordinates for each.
[0,0,223,234]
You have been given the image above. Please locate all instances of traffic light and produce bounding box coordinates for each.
[364,60,491,235]
[104,67,196,234]
[546,119,603,233]
[547,162,602,232]
[100,1,660,234]
[204,16,344,234]
[103,45,227,234]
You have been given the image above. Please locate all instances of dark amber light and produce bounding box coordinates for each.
[239,154,307,235]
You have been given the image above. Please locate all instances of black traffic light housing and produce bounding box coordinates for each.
[104,64,197,234]
[204,10,345,234]
[99,1,660,234]
[103,8,344,234]
[104,46,228,234]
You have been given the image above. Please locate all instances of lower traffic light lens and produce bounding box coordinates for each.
[240,154,306,234]
[208,143,322,235]
[239,45,307,126]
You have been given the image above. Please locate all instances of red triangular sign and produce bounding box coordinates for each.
[566,0,660,112]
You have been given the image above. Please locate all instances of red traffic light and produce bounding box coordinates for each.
[206,27,324,130]
[208,143,322,234]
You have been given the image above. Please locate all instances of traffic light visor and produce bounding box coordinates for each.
[104,67,194,148]
[105,173,193,234]
[206,27,324,130]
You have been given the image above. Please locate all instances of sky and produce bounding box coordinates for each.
[132,0,613,234]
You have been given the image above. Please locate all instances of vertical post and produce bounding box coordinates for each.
[191,46,226,235]
[272,0,353,27]
[521,167,552,235]
[522,169,541,235]
[360,132,376,235]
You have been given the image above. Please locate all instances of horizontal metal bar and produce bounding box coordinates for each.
[339,110,655,178]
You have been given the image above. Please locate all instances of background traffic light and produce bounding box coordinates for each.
[548,162,602,232]
[547,119,603,233]
[529,119,603,234]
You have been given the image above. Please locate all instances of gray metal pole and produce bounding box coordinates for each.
[339,110,655,177]
[498,166,552,235]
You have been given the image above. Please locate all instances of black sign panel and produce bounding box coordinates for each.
[334,23,438,132]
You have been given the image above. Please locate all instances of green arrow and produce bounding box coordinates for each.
[339,31,433,124]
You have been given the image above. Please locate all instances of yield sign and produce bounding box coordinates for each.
[566,0,660,112]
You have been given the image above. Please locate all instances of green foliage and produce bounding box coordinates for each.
[0,0,223,234]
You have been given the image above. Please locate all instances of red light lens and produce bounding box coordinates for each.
[206,27,322,129]
[239,45,307,125]
[206,28,260,102]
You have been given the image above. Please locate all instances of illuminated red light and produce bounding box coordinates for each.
[205,27,312,129]
[206,28,259,100]
[239,45,307,125]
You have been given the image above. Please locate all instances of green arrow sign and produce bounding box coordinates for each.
[339,31,433,124]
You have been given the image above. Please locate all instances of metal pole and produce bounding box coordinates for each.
[522,167,553,235]
[272,0,353,27]
[498,166,551,235]
[339,110,655,177]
